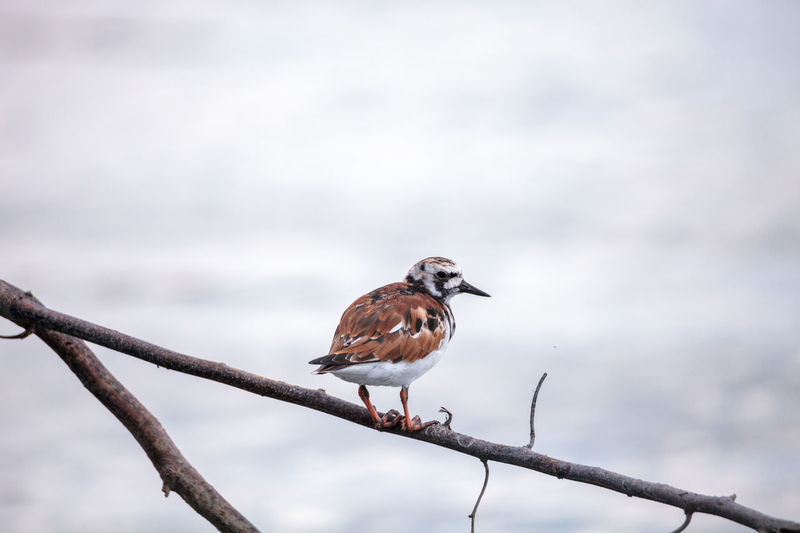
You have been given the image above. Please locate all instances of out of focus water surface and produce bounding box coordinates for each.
[1,2,799,532]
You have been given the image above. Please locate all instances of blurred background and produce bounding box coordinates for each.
[1,1,799,532]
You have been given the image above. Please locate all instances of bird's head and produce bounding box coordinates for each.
[405,257,491,302]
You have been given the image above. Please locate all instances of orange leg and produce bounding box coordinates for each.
[399,386,439,431]
[358,385,401,429]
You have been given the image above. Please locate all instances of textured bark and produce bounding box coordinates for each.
[1,279,798,533]
[0,283,257,533]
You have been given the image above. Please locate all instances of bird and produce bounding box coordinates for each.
[309,257,490,431]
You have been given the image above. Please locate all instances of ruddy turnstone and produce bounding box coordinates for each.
[309,257,490,431]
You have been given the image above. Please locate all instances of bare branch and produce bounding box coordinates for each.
[670,511,693,533]
[527,372,548,449]
[0,327,32,339]
[439,406,454,429]
[0,288,258,532]
[1,279,799,533]
[469,459,490,533]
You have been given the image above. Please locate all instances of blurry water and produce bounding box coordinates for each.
[1,2,799,532]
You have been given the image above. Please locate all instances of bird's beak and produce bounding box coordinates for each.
[458,280,491,297]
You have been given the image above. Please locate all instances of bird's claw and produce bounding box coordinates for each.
[376,409,403,429]
[402,415,439,432]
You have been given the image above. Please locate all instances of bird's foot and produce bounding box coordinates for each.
[402,415,439,432]
[375,409,403,429]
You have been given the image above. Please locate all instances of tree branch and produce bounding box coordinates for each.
[469,459,490,533]
[1,279,798,533]
[527,372,548,449]
[670,511,694,533]
[0,288,258,532]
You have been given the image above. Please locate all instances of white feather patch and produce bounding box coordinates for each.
[330,349,444,387]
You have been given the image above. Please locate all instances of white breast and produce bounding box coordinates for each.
[331,332,450,388]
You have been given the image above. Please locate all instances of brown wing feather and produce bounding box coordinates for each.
[313,282,448,371]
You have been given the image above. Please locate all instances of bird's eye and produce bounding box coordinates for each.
[436,271,447,279]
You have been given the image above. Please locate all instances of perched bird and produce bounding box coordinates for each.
[309,257,490,431]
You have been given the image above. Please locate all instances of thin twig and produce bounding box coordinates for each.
[439,406,454,429]
[1,280,799,533]
[0,328,32,339]
[670,511,693,533]
[527,372,548,449]
[469,459,490,533]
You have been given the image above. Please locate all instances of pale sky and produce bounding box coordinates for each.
[1,2,799,532]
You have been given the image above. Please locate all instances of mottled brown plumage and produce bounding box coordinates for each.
[311,283,452,372]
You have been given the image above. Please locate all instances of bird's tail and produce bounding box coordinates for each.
[309,354,333,374]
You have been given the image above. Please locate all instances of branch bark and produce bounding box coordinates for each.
[0,285,257,533]
[1,279,798,533]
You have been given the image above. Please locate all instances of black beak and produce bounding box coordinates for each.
[458,279,491,297]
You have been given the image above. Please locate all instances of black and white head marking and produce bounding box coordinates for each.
[404,257,466,302]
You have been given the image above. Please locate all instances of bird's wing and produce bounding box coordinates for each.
[310,283,449,370]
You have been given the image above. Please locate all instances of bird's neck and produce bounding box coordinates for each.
[404,277,455,310]
[405,275,447,301]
